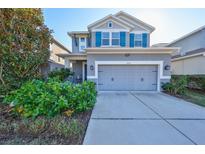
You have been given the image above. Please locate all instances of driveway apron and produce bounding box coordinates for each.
[83,92,205,145]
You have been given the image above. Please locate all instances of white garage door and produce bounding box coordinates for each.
[98,65,158,91]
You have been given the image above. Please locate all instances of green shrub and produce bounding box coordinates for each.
[162,75,187,95]
[48,68,73,81]
[170,75,205,91]
[3,79,97,118]
[186,75,205,91]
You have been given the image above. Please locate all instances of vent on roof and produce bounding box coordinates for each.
[107,21,113,28]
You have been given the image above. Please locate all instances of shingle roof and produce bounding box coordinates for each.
[167,25,205,46]
[52,38,71,53]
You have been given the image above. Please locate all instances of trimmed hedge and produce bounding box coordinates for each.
[3,79,97,118]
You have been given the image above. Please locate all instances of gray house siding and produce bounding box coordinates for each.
[168,30,205,55]
[94,21,125,29]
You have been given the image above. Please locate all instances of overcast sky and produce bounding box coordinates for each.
[43,8,205,50]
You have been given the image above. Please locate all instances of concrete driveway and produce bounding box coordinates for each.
[83,92,205,145]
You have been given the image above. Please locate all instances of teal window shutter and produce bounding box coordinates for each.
[142,33,148,47]
[129,33,134,47]
[95,32,101,47]
[120,32,126,47]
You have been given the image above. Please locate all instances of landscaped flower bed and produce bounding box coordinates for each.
[0,103,92,144]
[162,75,205,107]
[0,80,97,144]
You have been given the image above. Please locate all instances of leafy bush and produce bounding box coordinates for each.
[162,75,187,95]
[3,79,97,118]
[48,68,73,81]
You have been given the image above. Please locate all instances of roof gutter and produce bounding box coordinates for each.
[172,52,205,61]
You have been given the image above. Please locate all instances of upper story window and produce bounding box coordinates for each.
[102,32,110,46]
[49,44,52,52]
[107,21,113,28]
[112,32,120,46]
[58,56,61,62]
[134,34,142,47]
[80,37,85,42]
[102,32,120,46]
[79,37,86,52]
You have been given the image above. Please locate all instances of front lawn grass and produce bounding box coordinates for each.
[165,88,205,107]
[0,103,91,145]
[183,89,205,107]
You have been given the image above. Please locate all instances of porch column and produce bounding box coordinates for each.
[64,58,70,68]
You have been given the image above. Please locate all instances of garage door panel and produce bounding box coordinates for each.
[98,65,158,91]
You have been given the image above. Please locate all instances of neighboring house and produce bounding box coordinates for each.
[152,43,169,47]
[58,11,178,91]
[40,38,71,76]
[166,25,205,75]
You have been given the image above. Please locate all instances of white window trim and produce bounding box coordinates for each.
[101,31,121,47]
[87,61,171,92]
[79,37,87,52]
[90,18,132,30]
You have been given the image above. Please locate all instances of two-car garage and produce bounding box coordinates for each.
[98,65,158,91]
[86,48,176,92]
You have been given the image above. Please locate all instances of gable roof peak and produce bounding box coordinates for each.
[87,14,135,30]
[114,11,155,32]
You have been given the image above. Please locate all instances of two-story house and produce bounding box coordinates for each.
[40,38,71,76]
[166,25,205,75]
[58,11,178,91]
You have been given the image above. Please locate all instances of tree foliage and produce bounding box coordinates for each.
[0,9,52,95]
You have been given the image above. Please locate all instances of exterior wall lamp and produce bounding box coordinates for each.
[90,65,94,71]
[164,65,171,70]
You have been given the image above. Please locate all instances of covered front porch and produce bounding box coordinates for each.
[57,53,87,83]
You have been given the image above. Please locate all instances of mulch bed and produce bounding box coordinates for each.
[0,103,92,145]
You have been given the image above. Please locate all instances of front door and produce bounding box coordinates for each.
[84,64,87,81]
[83,62,87,81]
